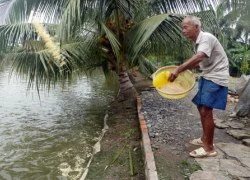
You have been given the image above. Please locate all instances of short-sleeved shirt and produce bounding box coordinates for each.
[195,31,229,87]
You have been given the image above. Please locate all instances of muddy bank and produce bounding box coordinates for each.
[86,99,145,179]
[85,73,152,180]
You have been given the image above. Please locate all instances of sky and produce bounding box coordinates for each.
[0,1,11,25]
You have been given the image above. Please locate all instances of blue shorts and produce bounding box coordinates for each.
[192,77,228,110]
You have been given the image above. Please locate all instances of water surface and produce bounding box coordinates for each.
[0,67,116,179]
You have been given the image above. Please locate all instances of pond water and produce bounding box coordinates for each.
[0,67,117,179]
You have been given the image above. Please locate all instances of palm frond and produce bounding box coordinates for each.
[0,23,36,50]
[62,35,103,71]
[126,13,184,62]
[58,0,140,41]
[58,0,82,40]
[0,22,61,52]
[4,0,68,23]
[4,49,71,90]
[218,0,250,43]
[23,40,45,51]
[101,0,139,19]
[100,21,121,63]
[150,0,220,14]
[3,34,104,91]
[137,56,157,77]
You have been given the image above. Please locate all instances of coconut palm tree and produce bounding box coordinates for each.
[218,0,250,43]
[0,0,220,99]
[215,0,250,75]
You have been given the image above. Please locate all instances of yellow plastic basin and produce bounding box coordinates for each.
[152,66,196,99]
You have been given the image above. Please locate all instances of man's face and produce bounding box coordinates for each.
[181,19,199,39]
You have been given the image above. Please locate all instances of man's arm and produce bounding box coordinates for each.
[169,51,206,82]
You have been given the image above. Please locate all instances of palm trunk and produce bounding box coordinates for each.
[113,7,137,100]
[118,65,137,100]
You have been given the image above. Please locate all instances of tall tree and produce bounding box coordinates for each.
[216,0,250,75]
[218,0,250,44]
[0,0,220,99]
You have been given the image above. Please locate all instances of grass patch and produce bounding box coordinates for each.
[180,160,201,179]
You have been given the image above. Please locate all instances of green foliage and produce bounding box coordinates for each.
[226,42,250,75]
[0,0,221,92]
[220,0,250,43]
[241,59,249,74]
[215,1,250,76]
[146,39,193,68]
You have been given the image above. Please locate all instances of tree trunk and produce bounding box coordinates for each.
[118,65,137,101]
[234,77,250,117]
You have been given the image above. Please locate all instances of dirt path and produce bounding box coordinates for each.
[141,87,240,179]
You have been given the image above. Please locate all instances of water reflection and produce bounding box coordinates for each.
[0,67,117,179]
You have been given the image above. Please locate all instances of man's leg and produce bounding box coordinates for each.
[198,105,214,152]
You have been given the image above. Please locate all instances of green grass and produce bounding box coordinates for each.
[180,160,202,179]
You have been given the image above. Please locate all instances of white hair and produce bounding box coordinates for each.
[185,16,201,28]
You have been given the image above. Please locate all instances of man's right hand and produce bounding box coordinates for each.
[169,67,180,82]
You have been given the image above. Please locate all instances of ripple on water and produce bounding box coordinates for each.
[0,68,117,179]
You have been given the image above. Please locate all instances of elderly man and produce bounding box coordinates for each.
[169,16,229,158]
